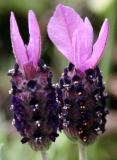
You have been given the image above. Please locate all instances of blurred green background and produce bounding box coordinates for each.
[0,0,117,159]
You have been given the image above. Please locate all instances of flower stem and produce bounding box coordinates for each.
[40,151,48,160]
[78,141,87,160]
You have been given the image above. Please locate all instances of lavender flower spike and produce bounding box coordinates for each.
[48,4,109,72]
[9,11,60,151]
[48,4,109,144]
[10,10,41,80]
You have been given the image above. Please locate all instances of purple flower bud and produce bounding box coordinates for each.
[8,63,60,151]
[9,10,60,151]
[47,4,109,144]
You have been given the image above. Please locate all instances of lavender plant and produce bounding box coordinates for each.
[7,4,109,160]
[48,4,109,160]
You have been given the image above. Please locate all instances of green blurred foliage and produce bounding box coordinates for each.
[0,0,117,160]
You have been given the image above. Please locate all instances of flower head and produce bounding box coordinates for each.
[47,4,109,72]
[10,10,41,79]
[47,4,109,144]
[9,11,60,151]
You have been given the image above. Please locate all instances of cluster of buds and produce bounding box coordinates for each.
[57,63,108,144]
[8,63,59,150]
[8,4,109,151]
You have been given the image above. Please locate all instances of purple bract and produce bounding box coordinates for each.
[10,10,41,79]
[48,4,109,72]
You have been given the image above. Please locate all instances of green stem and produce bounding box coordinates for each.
[78,141,87,160]
[41,151,48,160]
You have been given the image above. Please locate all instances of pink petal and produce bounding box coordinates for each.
[91,19,109,66]
[47,4,83,64]
[10,12,28,69]
[72,30,83,69]
[81,19,109,71]
[27,10,41,68]
[84,17,93,59]
[72,18,93,69]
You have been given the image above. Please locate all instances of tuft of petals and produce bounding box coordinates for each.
[81,19,109,71]
[27,10,41,69]
[48,5,109,72]
[10,12,28,69]
[10,11,41,79]
[48,4,83,64]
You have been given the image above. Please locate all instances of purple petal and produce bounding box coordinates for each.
[26,10,41,68]
[47,4,83,64]
[72,30,83,69]
[72,18,93,69]
[83,17,93,59]
[10,12,28,69]
[80,19,109,71]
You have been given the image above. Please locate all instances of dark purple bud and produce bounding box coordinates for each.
[8,63,60,151]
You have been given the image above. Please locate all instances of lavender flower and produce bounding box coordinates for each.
[48,4,109,144]
[8,10,59,151]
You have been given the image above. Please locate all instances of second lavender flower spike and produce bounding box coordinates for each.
[48,4,109,144]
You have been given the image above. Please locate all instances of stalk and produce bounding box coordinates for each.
[40,151,48,160]
[78,141,87,160]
